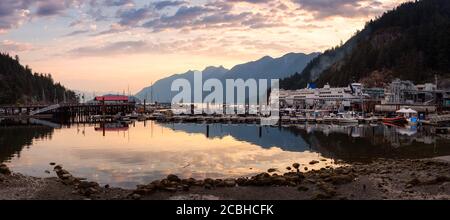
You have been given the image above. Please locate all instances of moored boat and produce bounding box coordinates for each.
[382,116,408,125]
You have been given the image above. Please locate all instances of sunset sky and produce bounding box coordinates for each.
[0,0,410,94]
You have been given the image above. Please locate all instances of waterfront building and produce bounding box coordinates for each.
[93,95,130,104]
[376,79,447,113]
[279,83,369,111]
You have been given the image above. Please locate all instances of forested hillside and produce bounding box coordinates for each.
[281,0,450,89]
[0,53,77,105]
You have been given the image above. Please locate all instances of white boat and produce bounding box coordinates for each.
[281,116,292,123]
[151,113,165,120]
[336,112,358,124]
[323,114,336,123]
[127,112,140,120]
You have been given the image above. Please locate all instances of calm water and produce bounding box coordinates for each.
[1,119,449,189]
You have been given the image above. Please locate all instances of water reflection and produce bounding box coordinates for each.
[0,122,54,162]
[159,123,450,162]
[0,119,449,189]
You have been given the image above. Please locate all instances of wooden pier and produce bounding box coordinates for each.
[0,103,136,118]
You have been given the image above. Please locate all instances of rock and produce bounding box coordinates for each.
[78,181,100,189]
[61,174,72,179]
[407,178,421,186]
[54,165,63,171]
[215,179,226,187]
[284,173,304,183]
[252,173,272,186]
[267,168,277,173]
[104,184,110,189]
[312,192,333,200]
[204,183,212,189]
[131,194,141,200]
[320,159,327,162]
[224,179,236,187]
[286,167,292,171]
[0,164,11,175]
[181,184,190,191]
[424,175,450,185]
[316,182,337,197]
[330,174,354,185]
[297,186,309,191]
[309,160,320,165]
[50,162,56,166]
[160,179,172,187]
[194,180,204,186]
[236,178,248,186]
[204,178,215,186]
[380,170,390,174]
[304,167,309,171]
[167,174,181,183]
[45,170,51,174]
[292,163,300,172]
[319,173,330,179]
[163,187,177,192]
[181,178,196,186]
[87,187,98,195]
[271,176,287,185]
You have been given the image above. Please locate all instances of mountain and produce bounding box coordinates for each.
[281,0,450,89]
[0,53,77,105]
[136,52,319,103]
[137,66,229,103]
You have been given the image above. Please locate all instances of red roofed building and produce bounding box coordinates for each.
[94,95,129,103]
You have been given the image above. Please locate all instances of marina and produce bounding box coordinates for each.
[1,118,450,189]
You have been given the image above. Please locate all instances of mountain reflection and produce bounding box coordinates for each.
[159,123,450,162]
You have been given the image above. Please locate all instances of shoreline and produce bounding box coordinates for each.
[1,158,449,200]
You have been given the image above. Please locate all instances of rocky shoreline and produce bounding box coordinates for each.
[1,158,450,200]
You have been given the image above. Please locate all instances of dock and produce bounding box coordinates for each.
[0,103,135,118]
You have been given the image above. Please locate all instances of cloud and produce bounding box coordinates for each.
[142,3,284,32]
[91,23,128,36]
[0,0,94,33]
[226,0,274,4]
[292,0,385,19]
[0,40,34,52]
[35,0,68,16]
[0,0,31,33]
[152,1,187,10]
[116,5,155,26]
[69,40,154,56]
[63,29,91,37]
[104,0,134,7]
